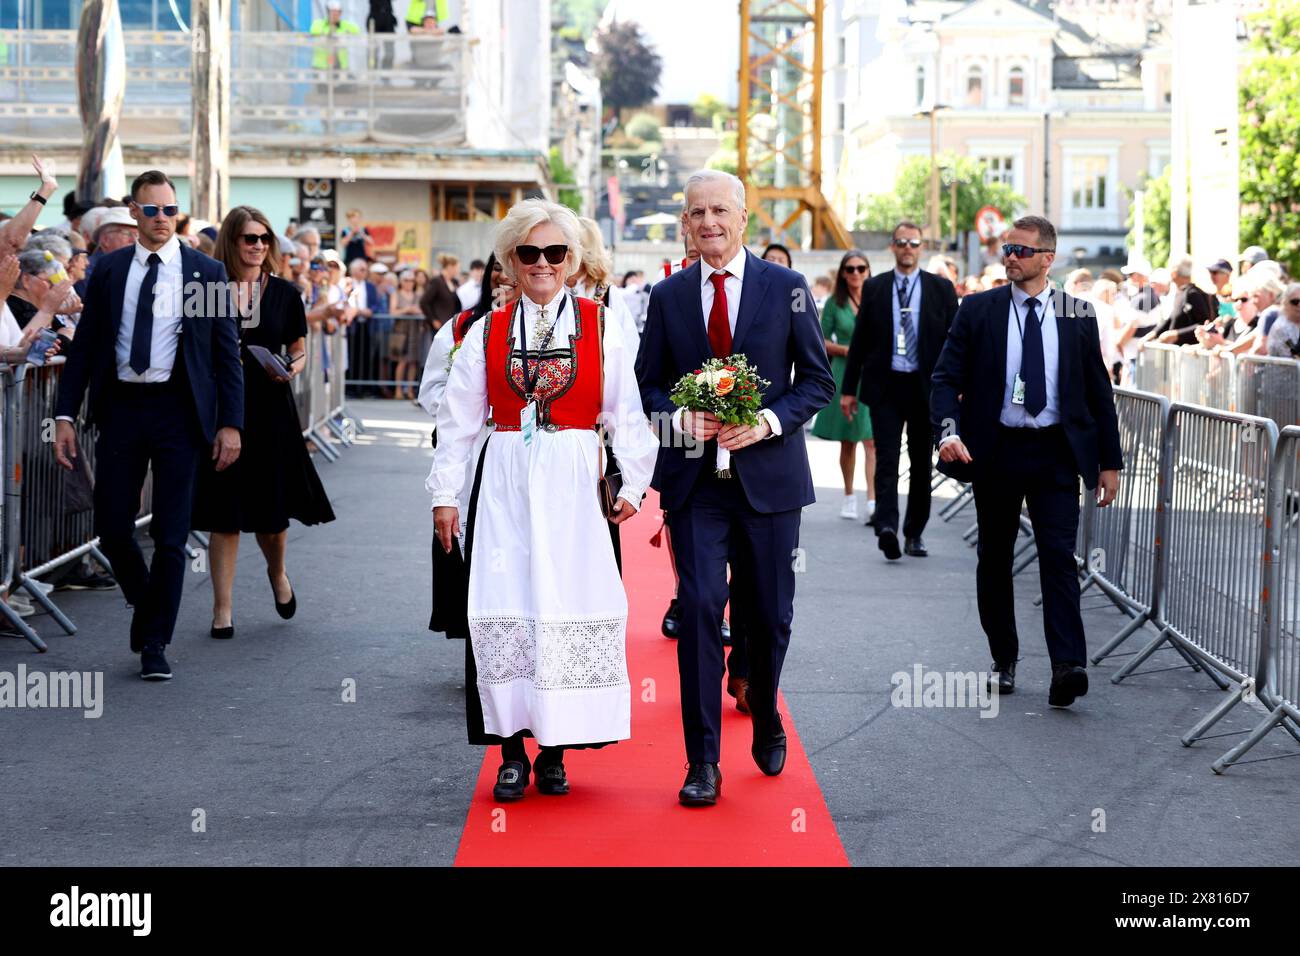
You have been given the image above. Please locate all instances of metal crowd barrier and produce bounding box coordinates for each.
[1136,343,1300,427]
[343,314,430,393]
[1212,425,1300,771]
[294,325,360,463]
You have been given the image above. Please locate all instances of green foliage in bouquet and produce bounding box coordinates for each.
[669,355,771,426]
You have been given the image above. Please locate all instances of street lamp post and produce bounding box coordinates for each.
[916,104,950,250]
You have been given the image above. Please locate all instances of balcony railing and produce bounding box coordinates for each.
[0,30,471,147]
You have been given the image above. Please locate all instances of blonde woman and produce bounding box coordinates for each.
[426,200,658,801]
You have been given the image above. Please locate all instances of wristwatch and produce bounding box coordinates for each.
[29,191,46,205]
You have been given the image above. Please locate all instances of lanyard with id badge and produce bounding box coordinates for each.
[1011,295,1041,406]
[515,295,568,446]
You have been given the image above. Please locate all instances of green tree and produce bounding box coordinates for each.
[1240,0,1300,276]
[856,152,1026,241]
[549,147,583,213]
[1125,165,1174,269]
[692,93,729,129]
[552,0,608,36]
[624,112,662,144]
[593,20,662,116]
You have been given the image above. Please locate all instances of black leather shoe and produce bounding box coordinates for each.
[534,752,570,796]
[210,623,234,640]
[904,535,928,557]
[492,760,530,801]
[878,528,902,560]
[988,660,1016,695]
[720,617,731,645]
[661,599,681,639]
[269,571,296,620]
[751,712,787,776]
[1049,664,1089,708]
[140,644,172,681]
[678,762,721,806]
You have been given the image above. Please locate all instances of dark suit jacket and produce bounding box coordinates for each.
[929,285,1123,490]
[840,268,959,407]
[1152,283,1215,346]
[635,251,835,514]
[55,243,244,444]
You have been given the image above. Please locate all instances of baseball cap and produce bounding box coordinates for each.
[1208,258,1233,275]
[369,261,389,274]
[1239,245,1268,265]
[326,0,342,8]
[1150,267,1172,284]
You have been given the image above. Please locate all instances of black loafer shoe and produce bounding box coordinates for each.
[492,761,530,801]
[988,660,1016,695]
[878,529,902,561]
[904,535,928,557]
[661,599,681,639]
[534,757,570,796]
[751,713,787,776]
[1049,664,1089,708]
[678,762,721,806]
[140,644,172,681]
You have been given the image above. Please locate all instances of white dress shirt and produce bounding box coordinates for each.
[116,236,184,383]
[671,247,782,437]
[890,267,922,373]
[1000,282,1061,428]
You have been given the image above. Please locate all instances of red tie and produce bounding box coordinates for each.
[708,270,732,358]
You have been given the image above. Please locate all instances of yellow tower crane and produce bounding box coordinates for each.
[737,0,852,250]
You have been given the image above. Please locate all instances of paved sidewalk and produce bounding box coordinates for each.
[0,400,1295,866]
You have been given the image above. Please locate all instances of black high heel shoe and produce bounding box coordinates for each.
[268,570,296,620]
[210,622,234,640]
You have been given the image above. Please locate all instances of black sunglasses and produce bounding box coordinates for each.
[1234,295,1251,303]
[1002,243,1055,259]
[135,203,179,218]
[240,233,270,247]
[893,238,923,249]
[844,264,869,274]
[515,244,568,266]
[1290,298,1300,306]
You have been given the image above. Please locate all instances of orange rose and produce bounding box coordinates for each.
[715,374,736,396]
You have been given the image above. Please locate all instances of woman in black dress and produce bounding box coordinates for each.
[193,206,336,638]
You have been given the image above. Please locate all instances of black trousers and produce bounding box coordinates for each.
[868,370,933,539]
[972,426,1087,669]
[670,469,800,764]
[93,376,204,650]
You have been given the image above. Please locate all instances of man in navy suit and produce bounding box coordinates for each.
[930,215,1122,708]
[53,170,244,680]
[636,169,835,806]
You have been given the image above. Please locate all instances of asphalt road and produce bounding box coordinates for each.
[1,398,1295,866]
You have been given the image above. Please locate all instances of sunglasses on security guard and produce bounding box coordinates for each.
[241,233,270,247]
[1002,243,1055,259]
[893,238,922,249]
[515,244,568,265]
[135,203,179,218]
[844,264,868,274]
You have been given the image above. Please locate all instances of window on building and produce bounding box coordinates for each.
[1069,156,1110,212]
[1008,66,1025,106]
[838,36,847,66]
[838,102,846,132]
[980,155,1015,187]
[916,65,926,107]
[965,66,984,107]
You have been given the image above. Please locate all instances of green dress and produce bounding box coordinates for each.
[812,296,873,442]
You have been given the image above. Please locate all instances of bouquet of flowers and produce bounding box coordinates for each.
[669,355,771,478]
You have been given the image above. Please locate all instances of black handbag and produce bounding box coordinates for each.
[594,296,624,521]
[63,450,94,514]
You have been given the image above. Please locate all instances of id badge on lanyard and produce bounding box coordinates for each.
[896,329,909,356]
[1012,374,1027,406]
[516,296,566,446]
[520,400,538,446]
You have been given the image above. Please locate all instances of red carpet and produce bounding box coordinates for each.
[453,492,848,867]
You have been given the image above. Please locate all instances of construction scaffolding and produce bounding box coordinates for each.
[737,0,851,250]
